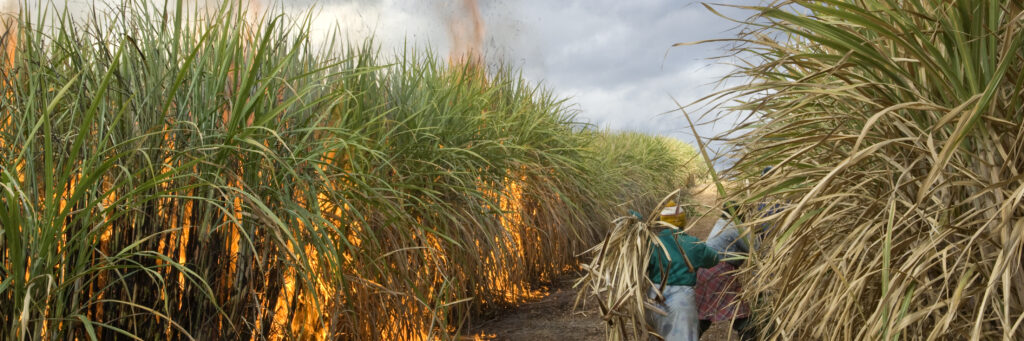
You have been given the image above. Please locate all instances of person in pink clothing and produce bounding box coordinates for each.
[696,205,755,340]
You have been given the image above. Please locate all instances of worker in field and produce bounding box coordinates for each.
[697,169,784,340]
[696,203,755,340]
[647,201,720,341]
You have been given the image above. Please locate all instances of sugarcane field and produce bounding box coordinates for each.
[1,0,1022,340]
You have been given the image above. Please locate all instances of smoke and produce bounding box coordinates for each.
[8,0,534,72]
[295,0,524,71]
[244,0,262,21]
[0,0,15,14]
[447,0,485,67]
[1,0,16,63]
[1,0,17,26]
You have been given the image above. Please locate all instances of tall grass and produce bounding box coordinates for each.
[697,1,1024,339]
[584,131,705,215]
[0,1,701,339]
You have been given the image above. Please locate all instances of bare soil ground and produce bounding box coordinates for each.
[470,185,739,340]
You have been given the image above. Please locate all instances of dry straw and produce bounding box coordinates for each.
[685,0,1024,339]
[576,215,658,341]
[576,189,704,341]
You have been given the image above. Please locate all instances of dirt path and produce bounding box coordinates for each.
[471,185,738,340]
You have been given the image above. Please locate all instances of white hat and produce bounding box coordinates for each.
[660,205,684,217]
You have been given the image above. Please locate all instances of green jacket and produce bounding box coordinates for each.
[648,229,720,286]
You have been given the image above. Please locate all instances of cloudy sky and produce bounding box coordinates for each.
[9,0,761,159]
[283,0,760,153]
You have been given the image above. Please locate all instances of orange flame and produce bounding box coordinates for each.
[448,0,485,68]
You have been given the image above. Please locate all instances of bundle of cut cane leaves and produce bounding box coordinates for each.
[576,192,684,341]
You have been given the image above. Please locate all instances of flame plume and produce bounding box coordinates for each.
[448,0,485,68]
[1,1,15,67]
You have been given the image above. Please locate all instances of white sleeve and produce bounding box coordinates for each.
[708,218,732,239]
